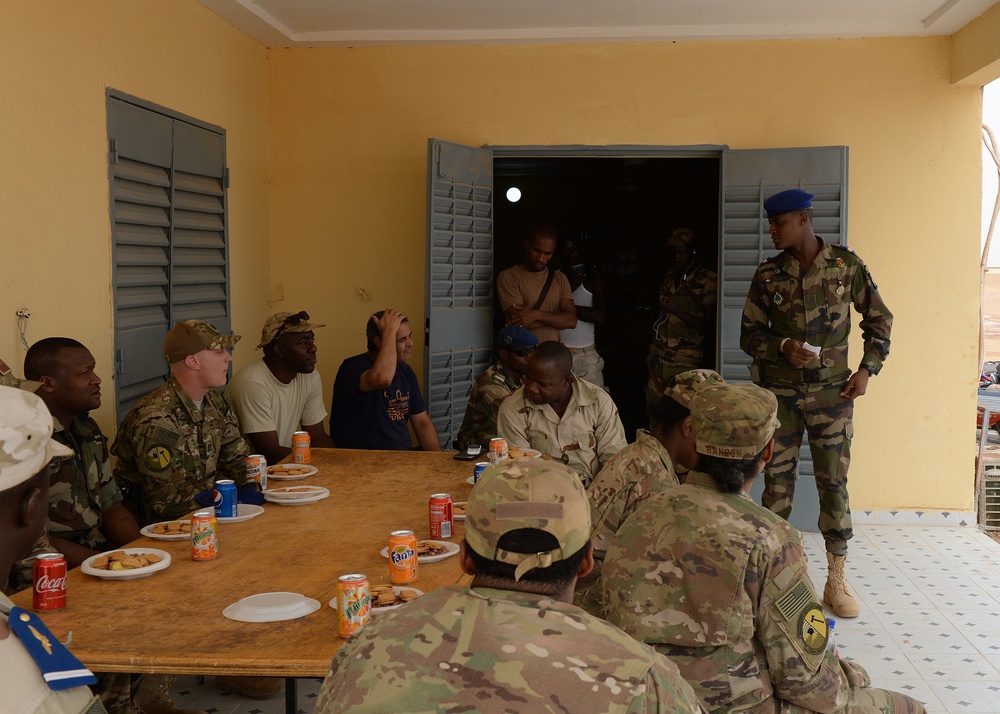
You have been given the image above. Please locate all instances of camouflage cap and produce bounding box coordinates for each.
[0,386,73,491]
[163,320,241,363]
[666,368,724,409]
[257,311,326,349]
[665,228,694,248]
[690,384,779,460]
[0,357,41,394]
[466,458,591,581]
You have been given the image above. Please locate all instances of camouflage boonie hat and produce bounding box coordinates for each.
[0,357,41,393]
[690,384,779,460]
[163,320,241,363]
[0,386,73,491]
[466,459,591,581]
[257,311,326,349]
[666,368,724,409]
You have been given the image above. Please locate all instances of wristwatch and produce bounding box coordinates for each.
[859,365,875,377]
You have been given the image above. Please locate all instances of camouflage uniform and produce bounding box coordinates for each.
[496,375,627,485]
[317,584,702,713]
[741,238,892,553]
[111,376,249,524]
[646,265,717,406]
[456,361,521,450]
[575,430,679,616]
[603,471,923,714]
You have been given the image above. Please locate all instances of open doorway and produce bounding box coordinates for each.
[493,156,721,436]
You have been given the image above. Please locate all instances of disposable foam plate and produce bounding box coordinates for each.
[140,520,191,541]
[223,592,322,623]
[329,586,424,616]
[81,548,171,580]
[218,504,265,523]
[380,540,460,563]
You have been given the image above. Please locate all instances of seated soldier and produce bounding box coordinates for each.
[496,340,626,485]
[602,384,926,714]
[575,368,722,615]
[315,458,704,713]
[226,311,336,464]
[456,326,538,450]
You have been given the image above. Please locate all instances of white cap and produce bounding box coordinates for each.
[0,386,73,492]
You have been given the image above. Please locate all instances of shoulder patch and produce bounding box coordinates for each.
[774,578,812,622]
[798,605,830,656]
[151,426,180,448]
[145,445,173,472]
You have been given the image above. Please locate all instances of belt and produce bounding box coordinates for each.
[761,362,848,383]
[566,344,597,353]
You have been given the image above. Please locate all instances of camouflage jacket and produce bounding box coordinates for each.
[649,265,717,367]
[315,585,705,714]
[111,377,249,523]
[48,415,121,548]
[497,375,627,486]
[740,238,892,382]
[602,471,853,713]
[456,361,520,450]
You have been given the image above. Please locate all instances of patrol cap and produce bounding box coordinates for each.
[666,369,724,409]
[764,189,814,218]
[0,357,41,394]
[163,320,241,364]
[466,459,591,582]
[496,326,539,350]
[0,386,73,492]
[665,228,694,248]
[258,311,326,349]
[690,384,779,460]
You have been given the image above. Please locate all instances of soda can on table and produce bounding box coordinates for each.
[246,454,268,491]
[191,510,219,560]
[388,530,418,584]
[33,553,67,611]
[473,462,490,484]
[337,573,372,638]
[488,437,508,463]
[213,479,238,518]
[292,431,311,464]
[429,493,454,539]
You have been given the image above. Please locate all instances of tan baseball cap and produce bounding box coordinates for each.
[163,320,240,364]
[666,369,724,409]
[257,311,326,349]
[465,458,591,581]
[690,384,779,460]
[0,386,73,492]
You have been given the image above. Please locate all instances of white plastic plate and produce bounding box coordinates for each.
[81,548,171,580]
[223,592,321,623]
[380,540,460,563]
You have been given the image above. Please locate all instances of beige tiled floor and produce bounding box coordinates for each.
[166,525,1000,713]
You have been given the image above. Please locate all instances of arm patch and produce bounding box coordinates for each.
[775,578,812,622]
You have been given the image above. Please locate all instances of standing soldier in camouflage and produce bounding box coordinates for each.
[603,384,924,714]
[740,189,892,619]
[315,458,704,713]
[456,326,538,450]
[646,228,718,410]
[112,320,249,524]
[575,369,722,615]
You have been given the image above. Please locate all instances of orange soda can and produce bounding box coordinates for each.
[388,530,418,584]
[246,454,268,490]
[488,437,508,463]
[337,574,372,637]
[292,431,311,464]
[191,510,219,560]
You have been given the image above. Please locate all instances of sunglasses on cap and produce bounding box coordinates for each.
[273,311,309,342]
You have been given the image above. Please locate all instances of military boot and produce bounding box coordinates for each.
[823,552,860,618]
[133,674,206,714]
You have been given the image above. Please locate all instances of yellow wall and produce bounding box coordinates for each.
[0,1,271,430]
[267,38,982,512]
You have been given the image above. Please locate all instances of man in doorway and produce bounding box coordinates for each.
[646,228,717,410]
[497,341,626,485]
[330,309,441,451]
[559,235,607,388]
[456,326,538,450]
[740,188,892,619]
[497,224,577,343]
[226,311,336,465]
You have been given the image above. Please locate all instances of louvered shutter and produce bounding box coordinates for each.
[719,146,848,531]
[425,139,495,449]
[109,96,229,423]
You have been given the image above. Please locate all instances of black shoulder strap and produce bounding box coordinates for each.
[532,269,557,311]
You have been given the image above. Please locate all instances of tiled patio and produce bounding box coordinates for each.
[166,524,1000,714]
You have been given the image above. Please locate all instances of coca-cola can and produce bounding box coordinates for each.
[33,553,67,610]
[429,493,454,539]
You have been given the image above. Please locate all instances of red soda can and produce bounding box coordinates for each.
[191,510,219,560]
[337,574,372,638]
[33,553,67,610]
[488,437,508,463]
[429,493,454,539]
[246,454,268,491]
[388,530,418,584]
[292,431,311,464]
